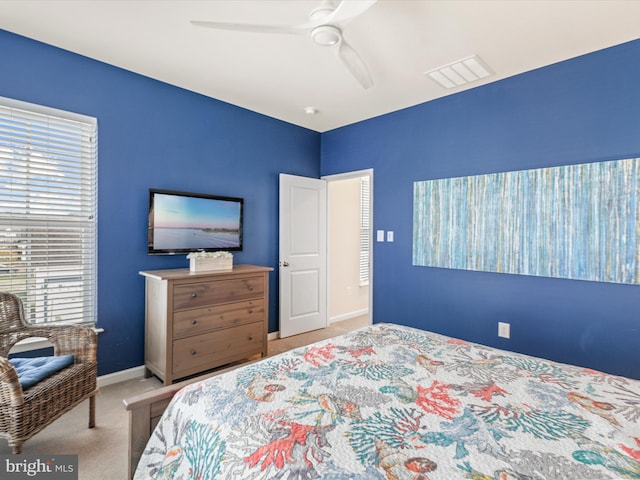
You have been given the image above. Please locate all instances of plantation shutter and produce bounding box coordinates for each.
[359,176,370,286]
[0,97,97,325]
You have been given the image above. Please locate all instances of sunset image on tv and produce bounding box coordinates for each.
[151,192,241,251]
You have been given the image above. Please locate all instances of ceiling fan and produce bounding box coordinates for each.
[191,0,377,89]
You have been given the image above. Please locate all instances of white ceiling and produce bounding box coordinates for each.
[1,0,639,132]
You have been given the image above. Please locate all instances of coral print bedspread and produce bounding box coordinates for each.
[135,323,640,479]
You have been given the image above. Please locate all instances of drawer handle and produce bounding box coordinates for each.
[248,309,253,314]
[191,350,197,356]
[191,293,198,298]
[247,336,253,341]
[247,285,254,291]
[191,320,197,325]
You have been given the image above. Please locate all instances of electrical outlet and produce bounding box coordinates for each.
[498,322,510,339]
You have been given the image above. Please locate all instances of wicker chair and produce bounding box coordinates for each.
[0,292,98,454]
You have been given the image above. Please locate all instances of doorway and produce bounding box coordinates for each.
[278,170,373,338]
[324,169,373,327]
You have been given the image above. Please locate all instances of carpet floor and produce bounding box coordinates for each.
[0,315,369,479]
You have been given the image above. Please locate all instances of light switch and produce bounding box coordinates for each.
[377,230,385,242]
[387,231,394,242]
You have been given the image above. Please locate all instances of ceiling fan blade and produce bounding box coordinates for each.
[337,38,374,89]
[328,0,378,27]
[190,20,309,36]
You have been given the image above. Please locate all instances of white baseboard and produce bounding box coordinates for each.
[268,331,279,341]
[97,365,146,388]
[329,309,369,324]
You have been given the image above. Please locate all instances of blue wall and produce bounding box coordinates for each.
[0,30,320,376]
[321,39,640,380]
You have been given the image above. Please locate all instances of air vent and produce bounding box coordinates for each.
[425,55,492,89]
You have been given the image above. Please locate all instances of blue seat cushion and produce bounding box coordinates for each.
[9,355,75,390]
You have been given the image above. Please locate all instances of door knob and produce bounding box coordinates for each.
[280,261,289,267]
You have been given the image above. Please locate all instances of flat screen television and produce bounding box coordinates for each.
[148,188,243,255]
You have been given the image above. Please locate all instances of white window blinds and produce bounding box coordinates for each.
[359,176,370,286]
[0,97,97,325]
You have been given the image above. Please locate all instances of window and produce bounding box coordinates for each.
[0,97,97,325]
[359,176,370,286]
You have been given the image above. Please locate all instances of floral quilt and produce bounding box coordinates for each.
[135,323,640,479]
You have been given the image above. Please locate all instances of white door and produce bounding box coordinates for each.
[279,174,327,338]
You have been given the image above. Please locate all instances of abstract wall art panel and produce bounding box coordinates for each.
[413,157,640,284]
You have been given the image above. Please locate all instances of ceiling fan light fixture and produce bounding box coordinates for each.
[425,55,493,89]
[311,25,341,46]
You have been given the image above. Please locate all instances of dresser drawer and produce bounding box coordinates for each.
[173,299,264,338]
[172,322,264,375]
[173,276,264,310]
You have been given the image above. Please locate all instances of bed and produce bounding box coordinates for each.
[126,323,640,479]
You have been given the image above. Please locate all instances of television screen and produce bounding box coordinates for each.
[148,189,243,255]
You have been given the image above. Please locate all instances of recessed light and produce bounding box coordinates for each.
[304,107,319,115]
[425,55,493,89]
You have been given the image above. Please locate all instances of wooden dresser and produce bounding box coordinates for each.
[139,265,272,385]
